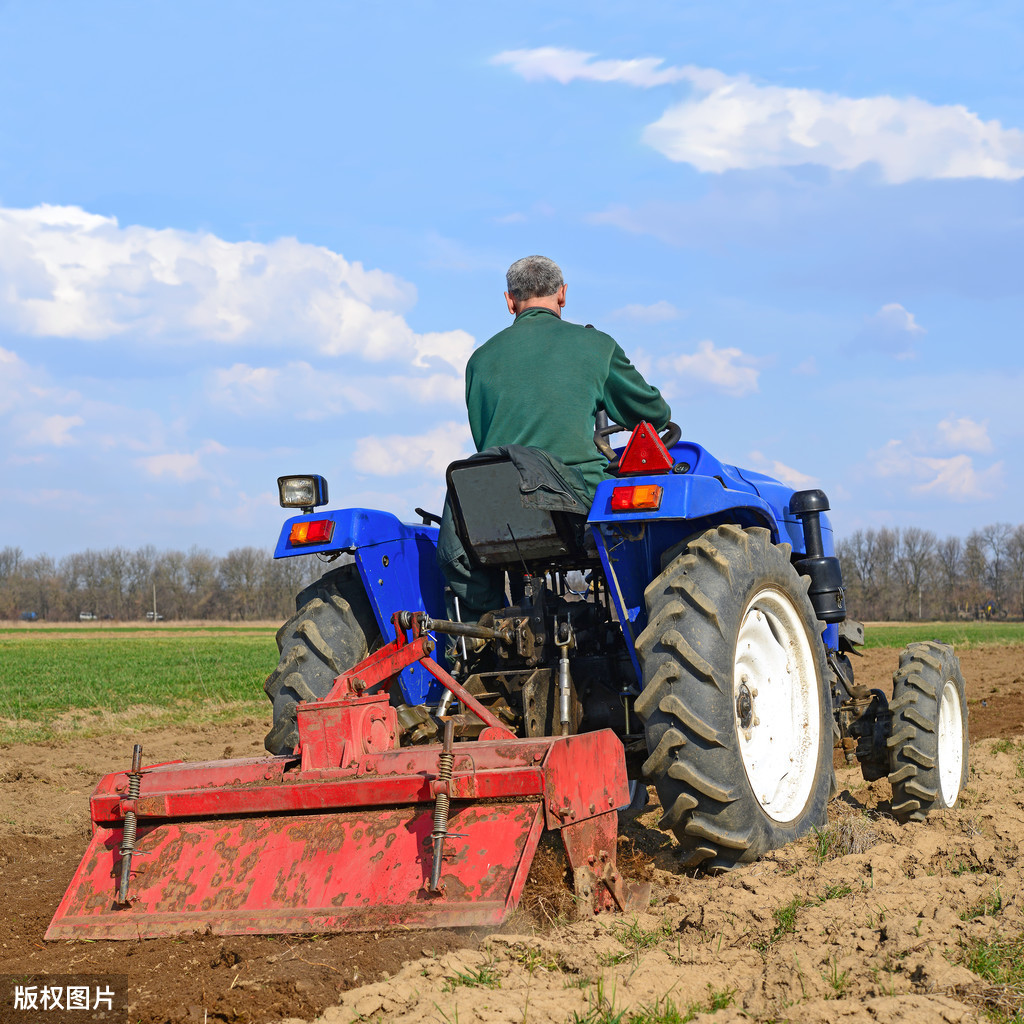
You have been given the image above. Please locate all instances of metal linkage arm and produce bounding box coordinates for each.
[398,610,513,645]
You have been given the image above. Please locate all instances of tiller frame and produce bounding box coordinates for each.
[48,613,646,940]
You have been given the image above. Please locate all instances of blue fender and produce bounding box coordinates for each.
[275,509,446,704]
[588,441,838,684]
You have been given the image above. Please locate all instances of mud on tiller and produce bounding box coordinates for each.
[47,612,649,940]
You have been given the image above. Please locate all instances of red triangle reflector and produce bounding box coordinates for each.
[617,422,674,475]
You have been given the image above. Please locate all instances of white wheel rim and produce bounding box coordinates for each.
[734,587,820,823]
[938,679,964,806]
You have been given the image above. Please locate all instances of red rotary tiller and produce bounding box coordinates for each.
[48,612,648,940]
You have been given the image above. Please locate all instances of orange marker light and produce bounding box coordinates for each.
[610,485,663,511]
[289,519,335,545]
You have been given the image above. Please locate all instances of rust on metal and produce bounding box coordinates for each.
[49,619,638,940]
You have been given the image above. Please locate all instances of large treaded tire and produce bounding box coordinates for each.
[635,524,832,871]
[888,641,968,823]
[263,564,381,755]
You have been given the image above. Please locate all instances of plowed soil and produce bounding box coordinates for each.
[1,644,1022,1024]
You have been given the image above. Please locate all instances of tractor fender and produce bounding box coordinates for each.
[589,473,838,685]
[589,472,781,537]
[275,508,446,703]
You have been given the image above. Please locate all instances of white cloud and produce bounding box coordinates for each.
[208,361,463,419]
[23,414,84,447]
[871,439,1003,501]
[747,450,818,490]
[609,300,683,323]
[0,205,474,372]
[662,340,760,397]
[0,346,34,414]
[492,47,701,88]
[351,422,472,478]
[936,416,992,453]
[208,362,384,418]
[852,302,925,359]
[495,47,1024,183]
[138,440,228,481]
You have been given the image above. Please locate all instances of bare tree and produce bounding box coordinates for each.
[896,527,936,619]
[934,535,963,618]
[1007,525,1024,619]
[218,547,270,620]
[962,531,988,613]
[981,522,1014,610]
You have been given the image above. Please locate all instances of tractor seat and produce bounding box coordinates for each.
[445,455,588,567]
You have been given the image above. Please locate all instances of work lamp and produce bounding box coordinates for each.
[277,475,329,513]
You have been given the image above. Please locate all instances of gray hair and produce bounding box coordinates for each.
[505,255,564,302]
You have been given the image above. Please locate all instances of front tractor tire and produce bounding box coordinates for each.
[635,524,833,871]
[888,641,969,823]
[264,564,381,755]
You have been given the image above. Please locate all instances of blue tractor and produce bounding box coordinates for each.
[265,420,969,871]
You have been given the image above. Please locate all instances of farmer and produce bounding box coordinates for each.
[438,254,671,620]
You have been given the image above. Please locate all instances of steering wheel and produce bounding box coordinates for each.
[593,417,682,473]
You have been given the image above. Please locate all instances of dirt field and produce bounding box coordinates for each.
[2,644,1022,1023]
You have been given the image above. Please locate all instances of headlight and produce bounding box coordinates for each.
[278,475,329,511]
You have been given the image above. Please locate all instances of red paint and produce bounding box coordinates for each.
[616,421,674,475]
[48,614,638,940]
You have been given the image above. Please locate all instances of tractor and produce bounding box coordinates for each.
[48,420,969,939]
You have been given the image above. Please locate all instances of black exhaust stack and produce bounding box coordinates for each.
[790,489,846,624]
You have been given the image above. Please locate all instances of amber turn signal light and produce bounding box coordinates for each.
[289,519,335,545]
[610,485,663,511]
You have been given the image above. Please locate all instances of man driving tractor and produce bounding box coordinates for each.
[437,254,671,620]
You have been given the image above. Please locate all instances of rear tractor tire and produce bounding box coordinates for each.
[264,564,381,755]
[888,641,968,823]
[635,524,833,871]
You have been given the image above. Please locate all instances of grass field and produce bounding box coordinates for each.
[1,620,1021,745]
[862,621,1024,649]
[0,626,278,744]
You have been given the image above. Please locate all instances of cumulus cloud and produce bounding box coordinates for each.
[208,361,463,419]
[138,440,228,482]
[851,303,925,359]
[662,340,760,397]
[871,438,1003,501]
[495,47,1024,183]
[747,450,818,490]
[0,205,474,372]
[608,300,683,323]
[23,414,85,447]
[351,422,472,478]
[936,416,992,453]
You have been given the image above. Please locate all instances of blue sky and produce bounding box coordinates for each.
[1,1,1021,558]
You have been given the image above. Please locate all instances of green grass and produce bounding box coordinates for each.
[0,628,277,743]
[0,625,272,634]
[957,930,1024,1023]
[602,918,674,966]
[770,897,806,941]
[753,897,808,956]
[819,883,854,902]
[962,888,1005,922]
[571,984,735,1024]
[862,621,1024,649]
[442,963,502,992]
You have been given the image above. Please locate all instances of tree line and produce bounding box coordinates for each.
[837,522,1024,621]
[2,521,1023,623]
[0,545,323,622]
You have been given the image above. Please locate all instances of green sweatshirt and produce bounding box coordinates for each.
[465,308,671,499]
